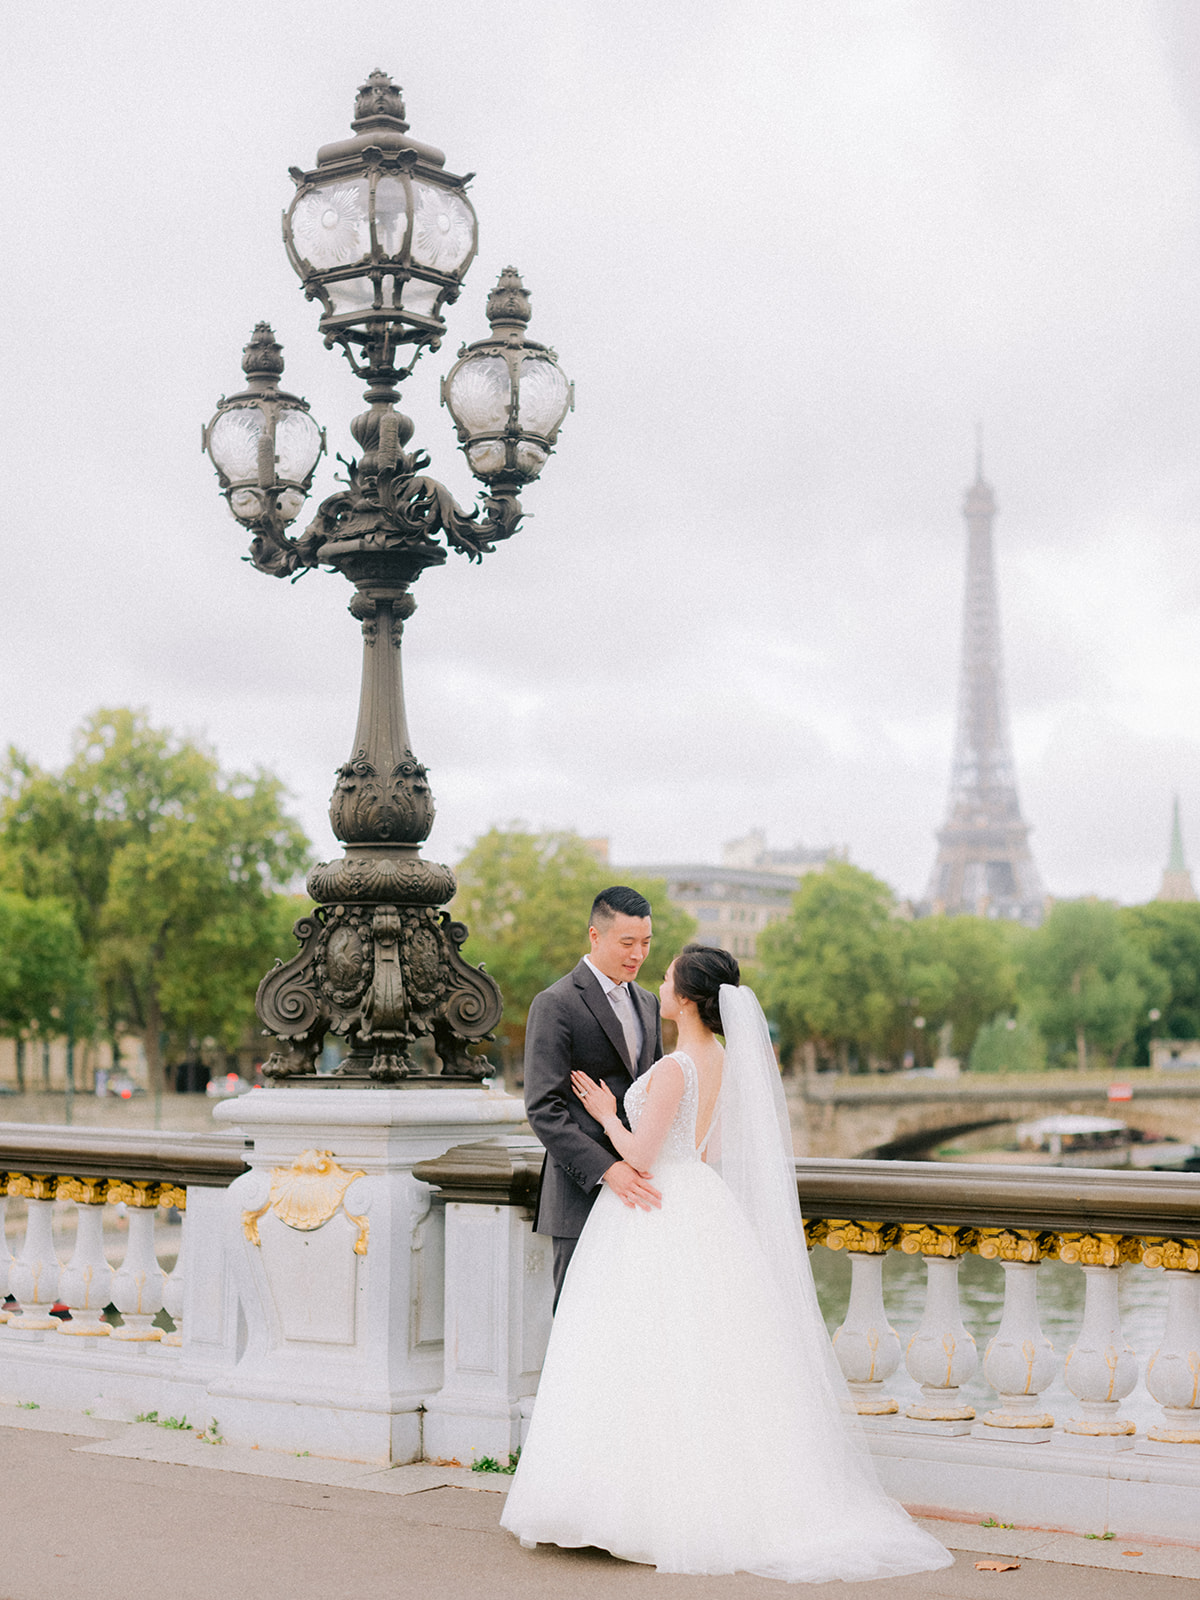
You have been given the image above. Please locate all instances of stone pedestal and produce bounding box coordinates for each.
[415,1138,552,1465]
[207,1085,526,1464]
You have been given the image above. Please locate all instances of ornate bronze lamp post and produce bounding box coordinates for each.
[204,72,572,1087]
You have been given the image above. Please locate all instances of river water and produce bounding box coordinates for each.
[810,1244,1170,1431]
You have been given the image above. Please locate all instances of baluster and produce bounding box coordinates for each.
[0,1184,13,1321]
[818,1221,902,1418]
[973,1230,1057,1442]
[6,1177,61,1330]
[1059,1232,1138,1446]
[159,1186,187,1347]
[1140,1240,1200,1448]
[56,1179,114,1336]
[899,1225,977,1434]
[109,1182,165,1342]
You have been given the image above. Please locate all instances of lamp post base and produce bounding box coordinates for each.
[209,1086,527,1463]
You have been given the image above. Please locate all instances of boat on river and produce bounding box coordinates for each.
[1014,1114,1199,1170]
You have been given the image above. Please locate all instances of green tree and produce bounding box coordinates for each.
[0,891,90,1089]
[902,915,1025,1064]
[451,826,695,1060]
[1020,899,1166,1071]
[0,708,310,1093]
[1120,901,1200,1059]
[968,1015,1046,1074]
[757,863,903,1071]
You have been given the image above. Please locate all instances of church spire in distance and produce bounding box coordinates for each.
[1155,795,1196,902]
[923,444,1044,923]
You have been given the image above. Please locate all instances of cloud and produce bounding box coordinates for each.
[3,1,1199,908]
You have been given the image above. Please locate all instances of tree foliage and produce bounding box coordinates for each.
[1119,901,1200,1057]
[0,891,89,1046]
[757,863,902,1069]
[0,708,310,1091]
[968,1015,1046,1074]
[901,914,1025,1062]
[451,826,695,1058]
[1020,899,1166,1071]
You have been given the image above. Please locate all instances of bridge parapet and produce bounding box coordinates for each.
[791,1071,1200,1157]
[3,1125,1200,1542]
[793,1156,1200,1536]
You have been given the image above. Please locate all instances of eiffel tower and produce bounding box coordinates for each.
[924,446,1045,923]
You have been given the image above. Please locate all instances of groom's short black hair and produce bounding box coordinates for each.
[590,886,652,927]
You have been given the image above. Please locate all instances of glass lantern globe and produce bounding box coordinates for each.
[203,324,325,529]
[442,268,573,488]
[282,71,478,354]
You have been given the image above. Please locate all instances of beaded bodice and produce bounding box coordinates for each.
[624,1051,702,1164]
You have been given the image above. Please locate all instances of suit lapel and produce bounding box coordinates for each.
[630,984,657,1077]
[573,961,634,1072]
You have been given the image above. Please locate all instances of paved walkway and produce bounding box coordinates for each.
[1,1404,1198,1600]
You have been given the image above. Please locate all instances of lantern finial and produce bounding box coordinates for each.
[352,70,409,133]
[486,267,532,332]
[241,322,285,383]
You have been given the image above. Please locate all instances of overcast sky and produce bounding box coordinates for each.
[4,1,1200,906]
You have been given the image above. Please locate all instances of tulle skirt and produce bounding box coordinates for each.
[501,1159,953,1582]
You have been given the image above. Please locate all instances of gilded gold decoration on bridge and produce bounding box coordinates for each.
[1057,1232,1140,1269]
[242,1149,368,1254]
[905,1400,976,1422]
[899,1224,977,1258]
[344,1206,370,1257]
[56,1177,110,1205]
[2,1173,187,1209]
[981,1408,1055,1430]
[108,1181,162,1209]
[1140,1238,1200,1272]
[976,1228,1058,1263]
[242,1200,269,1247]
[7,1174,57,1202]
[1147,1424,1200,1444]
[811,1219,900,1254]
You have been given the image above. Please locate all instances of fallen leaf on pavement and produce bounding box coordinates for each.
[975,1560,1021,1572]
[1123,1551,1143,1557]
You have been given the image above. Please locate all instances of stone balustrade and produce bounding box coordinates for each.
[412,1145,1200,1539]
[3,1111,1198,1539]
[794,1156,1200,1450]
[0,1124,249,1420]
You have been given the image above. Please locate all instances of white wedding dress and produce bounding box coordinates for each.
[501,1015,953,1582]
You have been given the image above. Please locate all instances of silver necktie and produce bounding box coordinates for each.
[609,983,641,1071]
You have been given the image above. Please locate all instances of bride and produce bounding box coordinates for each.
[500,944,953,1582]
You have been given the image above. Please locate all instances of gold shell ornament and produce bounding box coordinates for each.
[242,1149,368,1254]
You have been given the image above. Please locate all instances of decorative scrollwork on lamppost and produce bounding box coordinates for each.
[203,71,572,1086]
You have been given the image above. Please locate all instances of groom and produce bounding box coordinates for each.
[524,885,664,1307]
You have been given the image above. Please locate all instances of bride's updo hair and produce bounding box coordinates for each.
[672,944,740,1033]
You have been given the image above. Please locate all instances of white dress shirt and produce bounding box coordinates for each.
[584,955,644,1069]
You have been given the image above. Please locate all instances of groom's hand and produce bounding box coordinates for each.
[602,1160,662,1211]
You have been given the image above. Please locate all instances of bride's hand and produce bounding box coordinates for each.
[571,1071,617,1122]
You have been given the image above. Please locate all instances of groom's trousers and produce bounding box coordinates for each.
[551,1235,578,1311]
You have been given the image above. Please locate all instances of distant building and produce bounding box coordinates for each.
[1155,796,1196,903]
[1150,1039,1200,1071]
[624,831,844,961]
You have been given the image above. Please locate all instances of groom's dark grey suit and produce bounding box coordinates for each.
[524,959,663,1305]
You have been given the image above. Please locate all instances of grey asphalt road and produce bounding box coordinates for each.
[1,1421,1197,1600]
